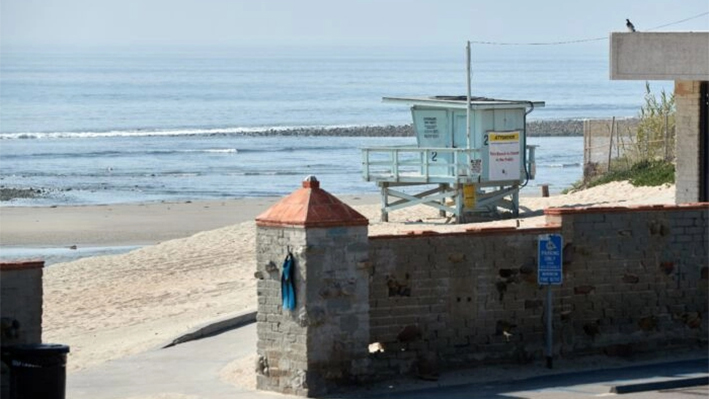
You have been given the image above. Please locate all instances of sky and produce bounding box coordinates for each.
[1,0,708,48]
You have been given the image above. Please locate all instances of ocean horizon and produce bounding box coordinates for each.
[0,44,670,206]
[0,44,671,134]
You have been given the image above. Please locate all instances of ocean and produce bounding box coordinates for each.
[0,44,672,205]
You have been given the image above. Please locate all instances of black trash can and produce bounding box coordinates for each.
[1,344,70,399]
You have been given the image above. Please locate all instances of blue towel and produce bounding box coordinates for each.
[281,253,296,310]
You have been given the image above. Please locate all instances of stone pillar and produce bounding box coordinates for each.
[254,176,370,397]
[675,80,703,203]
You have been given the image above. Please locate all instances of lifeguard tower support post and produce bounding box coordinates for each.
[362,96,544,223]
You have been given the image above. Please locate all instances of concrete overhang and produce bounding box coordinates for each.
[610,32,709,81]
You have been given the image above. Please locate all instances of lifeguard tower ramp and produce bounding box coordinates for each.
[362,96,544,223]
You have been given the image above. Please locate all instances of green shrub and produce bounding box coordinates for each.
[567,159,674,192]
[634,82,675,160]
[626,159,675,186]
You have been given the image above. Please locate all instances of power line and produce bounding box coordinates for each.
[469,37,606,46]
[468,11,709,46]
[646,11,709,31]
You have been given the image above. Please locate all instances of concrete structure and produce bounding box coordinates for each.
[610,32,709,81]
[0,260,44,396]
[256,179,708,396]
[675,81,708,202]
[254,176,371,397]
[610,32,709,203]
[0,260,44,344]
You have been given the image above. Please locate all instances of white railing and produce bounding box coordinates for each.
[361,146,483,183]
[362,145,538,184]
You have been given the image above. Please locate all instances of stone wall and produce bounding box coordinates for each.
[368,227,560,377]
[255,182,708,396]
[367,204,708,378]
[547,204,708,353]
[255,225,370,396]
[675,80,704,203]
[255,226,308,395]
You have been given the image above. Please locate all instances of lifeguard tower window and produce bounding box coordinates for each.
[361,96,544,223]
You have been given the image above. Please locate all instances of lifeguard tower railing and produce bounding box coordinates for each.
[363,147,482,183]
[362,144,538,222]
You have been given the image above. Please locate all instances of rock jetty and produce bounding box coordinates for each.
[237,119,586,138]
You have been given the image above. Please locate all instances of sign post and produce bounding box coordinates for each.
[538,233,563,369]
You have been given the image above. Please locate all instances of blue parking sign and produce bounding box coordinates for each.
[538,234,563,285]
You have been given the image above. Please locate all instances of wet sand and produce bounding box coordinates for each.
[0,195,377,247]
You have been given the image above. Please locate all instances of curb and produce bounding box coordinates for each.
[610,376,709,394]
[358,358,708,398]
[162,309,257,349]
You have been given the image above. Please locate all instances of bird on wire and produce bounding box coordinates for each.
[626,19,636,32]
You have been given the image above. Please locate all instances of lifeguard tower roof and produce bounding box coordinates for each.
[383,96,545,110]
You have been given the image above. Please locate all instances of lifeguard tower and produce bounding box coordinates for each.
[362,95,544,223]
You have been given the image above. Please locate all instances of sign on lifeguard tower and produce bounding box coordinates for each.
[538,234,563,285]
[488,131,521,181]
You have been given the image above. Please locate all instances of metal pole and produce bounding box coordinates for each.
[546,285,553,368]
[583,120,587,167]
[608,117,615,172]
[664,113,669,160]
[585,120,588,166]
[466,41,472,149]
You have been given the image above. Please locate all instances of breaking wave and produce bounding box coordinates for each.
[0,124,411,140]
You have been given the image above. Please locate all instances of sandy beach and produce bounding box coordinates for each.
[0,182,675,373]
[0,195,377,248]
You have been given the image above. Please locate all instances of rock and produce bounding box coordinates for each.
[526,119,585,136]
[0,187,46,201]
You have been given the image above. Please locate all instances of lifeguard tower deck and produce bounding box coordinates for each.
[362,96,545,223]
